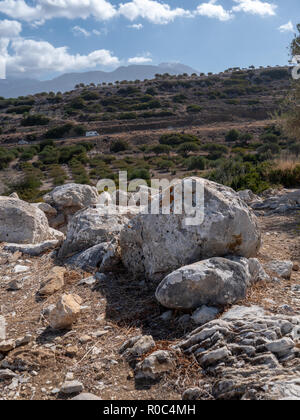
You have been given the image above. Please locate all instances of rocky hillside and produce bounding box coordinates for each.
[0,180,299,400]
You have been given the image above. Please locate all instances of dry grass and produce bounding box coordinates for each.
[273,156,300,172]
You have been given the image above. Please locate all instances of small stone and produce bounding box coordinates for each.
[71,392,102,400]
[13,265,29,273]
[135,350,173,381]
[182,387,202,400]
[15,334,32,347]
[78,276,96,286]
[39,266,66,296]
[266,338,294,355]
[199,347,231,367]
[160,310,173,321]
[7,278,24,291]
[65,345,78,358]
[0,369,18,380]
[0,316,6,341]
[65,372,74,381]
[60,380,83,395]
[292,263,299,272]
[79,335,92,344]
[49,294,82,330]
[264,260,293,280]
[0,339,15,352]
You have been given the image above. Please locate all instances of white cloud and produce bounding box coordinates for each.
[72,26,90,37]
[0,19,22,37]
[278,21,294,34]
[5,38,120,76]
[92,29,102,35]
[196,1,232,22]
[0,0,117,23]
[119,0,192,24]
[128,54,152,64]
[232,0,277,17]
[128,23,143,29]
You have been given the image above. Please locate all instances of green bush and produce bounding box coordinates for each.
[225,129,240,142]
[110,139,129,153]
[159,133,199,146]
[186,156,206,170]
[21,114,50,126]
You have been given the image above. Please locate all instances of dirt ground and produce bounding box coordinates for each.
[0,211,299,400]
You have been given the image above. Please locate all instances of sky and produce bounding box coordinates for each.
[0,0,299,80]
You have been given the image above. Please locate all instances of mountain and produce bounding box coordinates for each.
[0,63,199,98]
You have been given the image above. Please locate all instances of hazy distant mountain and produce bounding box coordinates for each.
[0,63,199,98]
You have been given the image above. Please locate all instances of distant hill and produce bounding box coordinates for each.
[0,63,199,98]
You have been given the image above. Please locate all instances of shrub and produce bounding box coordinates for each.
[186,104,202,113]
[177,142,199,156]
[186,156,206,170]
[21,114,50,126]
[110,139,129,153]
[45,124,73,139]
[159,133,199,146]
[150,144,172,155]
[225,129,240,142]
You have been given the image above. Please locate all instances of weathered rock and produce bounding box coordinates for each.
[39,266,66,296]
[71,392,102,400]
[4,239,63,256]
[135,350,173,380]
[66,243,109,272]
[156,257,252,310]
[120,177,261,279]
[44,183,99,212]
[264,260,293,279]
[8,278,24,291]
[32,202,57,216]
[60,380,83,394]
[0,316,6,341]
[0,197,57,244]
[59,206,130,258]
[182,387,202,400]
[0,339,15,352]
[120,335,155,359]
[237,189,259,204]
[191,306,220,325]
[13,265,29,273]
[266,338,294,355]
[221,305,266,321]
[49,294,82,330]
[0,368,18,380]
[99,240,121,272]
[199,347,231,367]
[266,379,300,400]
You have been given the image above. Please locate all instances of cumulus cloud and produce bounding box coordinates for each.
[5,38,120,76]
[232,0,277,17]
[196,1,232,21]
[0,19,22,37]
[128,53,152,64]
[278,21,294,34]
[0,0,117,23]
[119,0,192,24]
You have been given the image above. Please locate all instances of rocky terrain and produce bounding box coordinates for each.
[0,180,299,400]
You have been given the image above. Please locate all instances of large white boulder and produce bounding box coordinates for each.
[120,178,261,279]
[0,196,59,244]
[43,183,99,211]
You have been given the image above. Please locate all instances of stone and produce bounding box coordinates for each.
[199,347,231,367]
[221,305,266,321]
[0,339,15,352]
[120,335,155,359]
[39,266,66,296]
[71,393,102,400]
[191,306,220,325]
[44,183,99,212]
[99,240,121,272]
[135,350,173,380]
[8,278,24,291]
[266,338,294,355]
[237,189,258,204]
[156,257,251,310]
[49,294,82,330]
[0,369,18,380]
[120,177,261,279]
[32,202,57,216]
[13,265,29,273]
[0,196,59,244]
[266,379,300,400]
[264,260,293,279]
[78,276,97,286]
[15,335,32,347]
[58,207,130,258]
[0,316,6,341]
[182,387,202,400]
[4,239,63,257]
[66,243,109,272]
[60,380,83,394]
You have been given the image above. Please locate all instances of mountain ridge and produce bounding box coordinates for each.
[0,63,199,98]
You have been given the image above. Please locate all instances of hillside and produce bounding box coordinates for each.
[0,65,299,202]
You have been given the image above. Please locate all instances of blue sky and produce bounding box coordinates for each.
[0,0,299,79]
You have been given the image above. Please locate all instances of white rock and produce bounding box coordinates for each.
[4,239,62,256]
[135,350,173,380]
[191,306,220,325]
[60,380,83,394]
[0,316,6,341]
[266,338,294,354]
[49,294,82,330]
[264,260,293,279]
[13,265,29,273]
[221,305,266,321]
[44,183,99,211]
[199,347,231,366]
[120,177,261,279]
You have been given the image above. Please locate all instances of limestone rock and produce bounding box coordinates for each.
[44,183,99,212]
[0,196,55,244]
[66,243,109,272]
[60,380,83,394]
[49,294,82,330]
[0,316,6,341]
[4,239,62,257]
[58,206,130,258]
[120,335,155,359]
[120,177,261,279]
[264,260,293,279]
[71,392,102,400]
[39,266,66,296]
[191,306,220,325]
[135,350,173,380]
[156,257,252,310]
